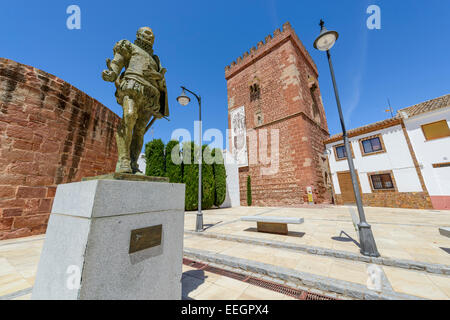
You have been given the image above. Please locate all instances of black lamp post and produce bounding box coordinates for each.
[314,20,380,257]
[177,86,203,232]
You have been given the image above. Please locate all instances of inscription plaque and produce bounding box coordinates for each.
[129,225,162,254]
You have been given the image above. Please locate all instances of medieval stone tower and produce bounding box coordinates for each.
[225,22,332,206]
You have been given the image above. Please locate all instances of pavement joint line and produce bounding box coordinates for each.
[184,230,450,276]
[0,287,33,300]
[183,247,425,300]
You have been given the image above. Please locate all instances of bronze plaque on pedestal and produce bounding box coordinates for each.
[129,225,162,254]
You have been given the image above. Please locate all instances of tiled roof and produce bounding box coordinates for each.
[324,94,450,144]
[324,117,401,143]
[398,94,450,118]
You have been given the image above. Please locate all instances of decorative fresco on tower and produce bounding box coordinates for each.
[230,106,248,167]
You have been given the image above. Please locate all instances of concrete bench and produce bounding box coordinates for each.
[241,216,304,235]
[439,227,450,238]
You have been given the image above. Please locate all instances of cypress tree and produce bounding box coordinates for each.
[165,140,183,183]
[201,145,215,210]
[212,148,227,207]
[144,139,165,177]
[182,141,198,211]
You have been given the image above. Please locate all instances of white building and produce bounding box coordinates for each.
[324,94,450,210]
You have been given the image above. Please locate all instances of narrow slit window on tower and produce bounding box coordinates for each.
[250,83,260,102]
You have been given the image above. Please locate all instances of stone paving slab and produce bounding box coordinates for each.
[185,206,450,266]
[183,235,450,300]
[185,230,450,275]
[183,247,425,300]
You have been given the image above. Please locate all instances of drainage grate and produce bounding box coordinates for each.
[183,258,195,265]
[204,265,249,282]
[183,258,337,300]
[304,292,335,300]
[246,277,302,298]
[183,258,207,269]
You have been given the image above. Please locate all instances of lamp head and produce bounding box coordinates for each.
[177,88,191,106]
[313,19,339,51]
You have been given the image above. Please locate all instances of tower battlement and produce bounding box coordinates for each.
[225,22,318,80]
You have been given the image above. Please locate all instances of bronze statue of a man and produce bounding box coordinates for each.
[102,27,169,174]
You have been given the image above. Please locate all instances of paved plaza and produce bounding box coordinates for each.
[1,205,449,300]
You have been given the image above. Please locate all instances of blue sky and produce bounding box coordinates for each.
[1,0,449,149]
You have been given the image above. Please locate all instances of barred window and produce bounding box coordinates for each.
[370,174,394,190]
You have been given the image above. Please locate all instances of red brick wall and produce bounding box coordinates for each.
[226,23,332,206]
[0,58,119,240]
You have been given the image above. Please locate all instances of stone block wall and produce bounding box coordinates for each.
[0,58,119,240]
[334,192,433,209]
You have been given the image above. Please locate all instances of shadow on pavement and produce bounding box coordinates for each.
[182,269,207,300]
[332,230,361,248]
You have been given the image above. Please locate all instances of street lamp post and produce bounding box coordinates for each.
[177,86,203,232]
[314,20,380,257]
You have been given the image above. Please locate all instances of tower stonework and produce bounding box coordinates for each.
[226,22,332,206]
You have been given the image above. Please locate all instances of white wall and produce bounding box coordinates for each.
[138,153,146,173]
[404,108,450,196]
[326,124,423,194]
[221,151,241,208]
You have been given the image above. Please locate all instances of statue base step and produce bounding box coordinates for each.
[82,172,169,183]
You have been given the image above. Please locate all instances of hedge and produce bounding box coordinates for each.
[165,140,183,183]
[144,139,165,177]
[144,139,228,211]
[182,141,199,211]
[212,148,227,207]
[201,145,215,210]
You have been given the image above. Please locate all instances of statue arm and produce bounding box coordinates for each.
[102,40,131,82]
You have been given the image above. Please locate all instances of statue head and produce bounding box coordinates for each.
[136,27,155,47]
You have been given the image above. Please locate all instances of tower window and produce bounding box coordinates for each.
[250,83,260,102]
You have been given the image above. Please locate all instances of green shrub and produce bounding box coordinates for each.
[212,148,227,207]
[183,141,198,211]
[201,145,215,210]
[247,175,252,206]
[145,139,165,177]
[165,140,183,183]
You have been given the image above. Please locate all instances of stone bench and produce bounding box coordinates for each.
[241,216,304,235]
[439,227,450,238]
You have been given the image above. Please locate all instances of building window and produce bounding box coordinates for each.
[335,145,347,159]
[255,110,263,126]
[359,135,385,156]
[250,83,260,102]
[421,120,450,141]
[370,173,394,190]
[334,143,354,161]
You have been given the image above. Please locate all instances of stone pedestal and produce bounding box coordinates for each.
[32,179,185,300]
